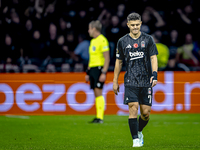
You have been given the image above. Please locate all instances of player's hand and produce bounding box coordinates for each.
[177,8,183,14]
[85,75,89,82]
[99,73,106,82]
[113,82,119,95]
[150,76,157,87]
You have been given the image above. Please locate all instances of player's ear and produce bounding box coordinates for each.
[127,22,130,28]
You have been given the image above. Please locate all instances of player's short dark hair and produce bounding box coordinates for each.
[89,20,102,32]
[127,12,141,22]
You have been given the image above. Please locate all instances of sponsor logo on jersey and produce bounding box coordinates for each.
[141,41,145,48]
[133,43,138,48]
[126,44,132,48]
[129,51,144,60]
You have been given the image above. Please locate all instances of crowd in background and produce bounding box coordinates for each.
[0,0,200,73]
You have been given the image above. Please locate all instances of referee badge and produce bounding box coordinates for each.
[92,46,96,51]
[141,41,145,48]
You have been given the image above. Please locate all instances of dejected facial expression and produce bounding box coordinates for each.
[127,20,142,35]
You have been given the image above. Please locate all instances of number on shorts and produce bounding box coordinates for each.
[148,95,152,104]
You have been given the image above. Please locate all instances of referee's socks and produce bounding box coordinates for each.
[95,96,105,120]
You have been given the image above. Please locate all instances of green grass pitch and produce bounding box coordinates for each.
[0,114,200,150]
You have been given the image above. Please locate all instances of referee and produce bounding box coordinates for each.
[85,20,110,123]
[113,13,158,147]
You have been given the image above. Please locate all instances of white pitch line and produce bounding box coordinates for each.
[152,121,199,125]
[5,115,30,119]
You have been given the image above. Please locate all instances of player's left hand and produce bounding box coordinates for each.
[113,82,119,95]
[99,73,106,82]
[150,76,157,87]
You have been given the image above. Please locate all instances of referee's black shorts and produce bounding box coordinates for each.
[89,66,104,89]
[124,86,152,106]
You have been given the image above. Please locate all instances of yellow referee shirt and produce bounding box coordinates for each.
[89,34,109,68]
[156,43,169,69]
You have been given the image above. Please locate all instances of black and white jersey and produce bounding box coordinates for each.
[116,32,158,87]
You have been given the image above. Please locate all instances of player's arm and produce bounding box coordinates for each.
[102,51,110,73]
[113,59,123,95]
[150,55,158,87]
[99,51,110,82]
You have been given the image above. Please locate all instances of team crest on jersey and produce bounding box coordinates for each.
[141,41,145,48]
[148,88,151,94]
[133,43,138,48]
[92,46,96,51]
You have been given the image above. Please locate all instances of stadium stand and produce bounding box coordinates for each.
[0,0,200,72]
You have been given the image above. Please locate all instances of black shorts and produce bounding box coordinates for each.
[124,86,152,106]
[89,66,104,89]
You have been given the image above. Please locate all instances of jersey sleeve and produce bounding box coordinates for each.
[116,39,124,60]
[101,38,109,52]
[148,36,158,56]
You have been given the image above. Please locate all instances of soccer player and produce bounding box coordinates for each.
[85,20,110,123]
[113,13,158,147]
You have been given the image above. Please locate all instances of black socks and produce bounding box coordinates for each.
[138,116,149,132]
[128,118,138,139]
[129,116,149,139]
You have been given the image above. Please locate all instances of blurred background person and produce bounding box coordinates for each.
[106,15,123,47]
[176,5,197,36]
[152,30,169,71]
[141,6,166,35]
[176,33,200,69]
[165,29,182,71]
[106,15,123,65]
[116,3,126,21]
[73,33,90,70]
[43,2,57,26]
[74,9,90,36]
[24,19,34,40]
[57,17,68,36]
[40,23,58,71]
[98,9,112,36]
[64,31,77,68]
[2,34,21,65]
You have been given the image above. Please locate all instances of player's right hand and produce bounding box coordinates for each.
[150,76,157,87]
[85,75,89,82]
[113,82,119,95]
